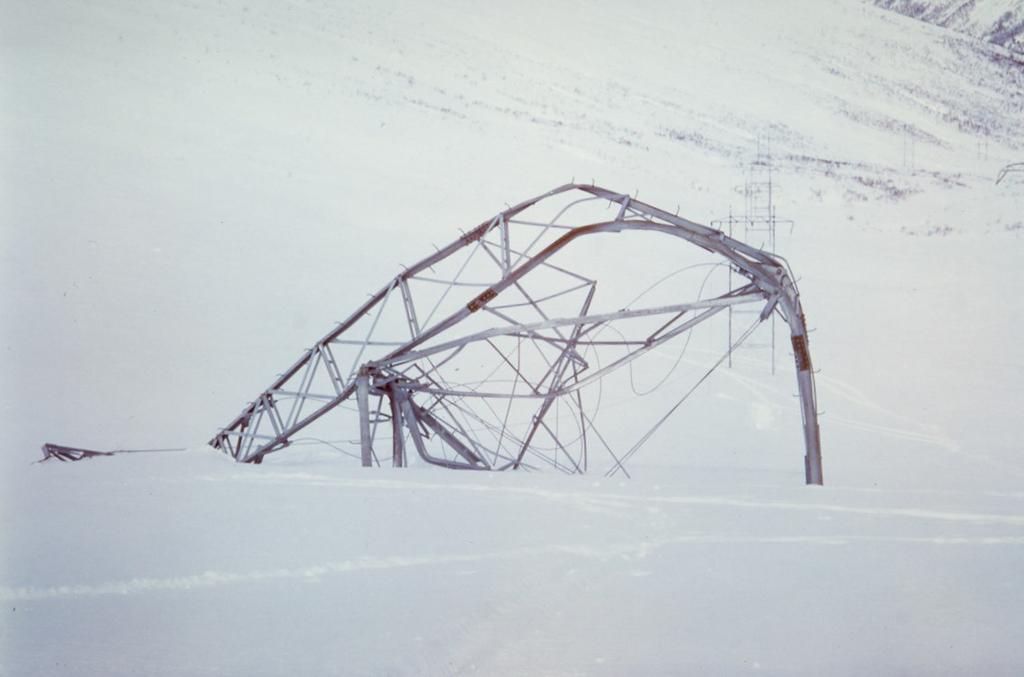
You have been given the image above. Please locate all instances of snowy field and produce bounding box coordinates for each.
[3,0,1024,674]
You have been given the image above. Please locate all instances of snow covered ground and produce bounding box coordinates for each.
[3,0,1024,674]
[6,452,1024,675]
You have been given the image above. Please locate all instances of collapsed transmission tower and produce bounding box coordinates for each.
[210,184,823,484]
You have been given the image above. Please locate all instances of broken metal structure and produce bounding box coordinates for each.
[38,443,187,462]
[40,443,115,462]
[210,184,823,483]
[996,162,1024,184]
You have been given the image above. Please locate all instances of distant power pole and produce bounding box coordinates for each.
[712,139,793,374]
[902,128,916,170]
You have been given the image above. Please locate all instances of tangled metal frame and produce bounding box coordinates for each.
[210,184,823,484]
[996,162,1024,184]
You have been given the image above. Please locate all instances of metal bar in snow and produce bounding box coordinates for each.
[411,402,488,468]
[388,389,406,468]
[357,371,372,467]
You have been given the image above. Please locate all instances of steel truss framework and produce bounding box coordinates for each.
[210,184,823,484]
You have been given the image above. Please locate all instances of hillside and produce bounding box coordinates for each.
[873,0,1024,51]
